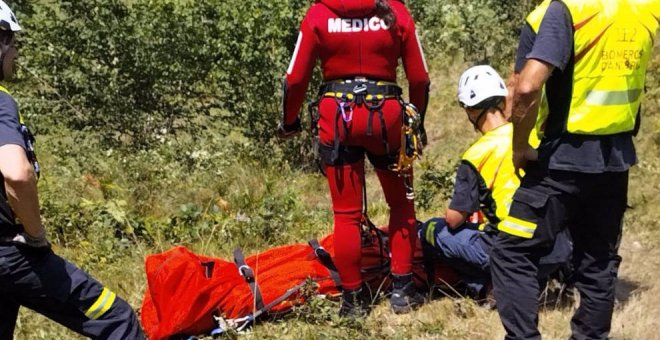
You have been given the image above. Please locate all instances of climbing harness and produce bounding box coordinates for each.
[318,79,402,164]
[308,79,422,200]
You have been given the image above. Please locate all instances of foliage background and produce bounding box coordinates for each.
[4,0,659,338]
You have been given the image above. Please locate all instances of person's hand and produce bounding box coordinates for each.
[13,230,51,249]
[419,126,428,147]
[513,144,538,179]
[276,119,302,140]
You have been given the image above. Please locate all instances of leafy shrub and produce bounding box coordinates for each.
[11,0,541,152]
[13,0,310,149]
[416,158,457,212]
[409,0,537,71]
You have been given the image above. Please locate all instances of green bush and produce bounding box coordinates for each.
[7,0,547,254]
[13,0,310,149]
[409,0,537,71]
[11,0,541,152]
[416,158,457,212]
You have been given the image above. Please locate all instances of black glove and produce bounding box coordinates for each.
[419,125,428,147]
[276,118,302,140]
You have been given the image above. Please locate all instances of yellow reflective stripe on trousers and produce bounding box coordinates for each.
[424,220,437,247]
[499,216,537,239]
[85,287,117,320]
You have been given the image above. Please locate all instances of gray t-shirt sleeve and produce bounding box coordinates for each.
[515,24,536,73]
[525,1,573,71]
[0,92,24,149]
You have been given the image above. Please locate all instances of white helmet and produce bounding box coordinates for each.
[457,65,507,108]
[0,1,20,32]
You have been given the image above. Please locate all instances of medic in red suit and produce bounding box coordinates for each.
[278,0,430,316]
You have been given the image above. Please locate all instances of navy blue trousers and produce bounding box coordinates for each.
[0,243,144,339]
[490,169,627,340]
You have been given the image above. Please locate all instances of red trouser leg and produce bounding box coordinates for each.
[326,160,365,290]
[320,97,415,286]
[376,168,416,275]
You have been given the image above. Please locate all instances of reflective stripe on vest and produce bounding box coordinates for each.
[526,0,658,135]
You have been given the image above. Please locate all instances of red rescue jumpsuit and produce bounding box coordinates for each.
[282,0,430,290]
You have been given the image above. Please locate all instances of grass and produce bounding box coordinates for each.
[14,50,660,339]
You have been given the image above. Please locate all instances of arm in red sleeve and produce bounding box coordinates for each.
[281,15,319,126]
[400,16,430,115]
[399,14,430,143]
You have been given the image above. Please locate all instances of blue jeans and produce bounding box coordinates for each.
[419,218,491,296]
[420,217,572,298]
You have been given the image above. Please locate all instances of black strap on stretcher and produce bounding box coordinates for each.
[233,248,265,311]
[308,239,342,289]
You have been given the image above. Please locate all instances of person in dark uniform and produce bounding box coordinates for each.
[0,2,144,338]
[490,0,658,339]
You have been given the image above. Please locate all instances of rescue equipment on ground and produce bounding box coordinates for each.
[140,225,459,339]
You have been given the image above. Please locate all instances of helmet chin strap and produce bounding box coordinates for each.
[468,107,490,131]
[468,106,504,132]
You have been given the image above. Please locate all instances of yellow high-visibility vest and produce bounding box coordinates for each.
[461,123,540,230]
[526,0,658,135]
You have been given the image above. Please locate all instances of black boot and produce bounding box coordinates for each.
[390,273,425,314]
[339,287,370,318]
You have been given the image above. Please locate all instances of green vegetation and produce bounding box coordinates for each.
[6,0,659,339]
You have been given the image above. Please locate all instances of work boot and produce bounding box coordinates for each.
[477,283,496,310]
[338,286,370,318]
[390,273,425,314]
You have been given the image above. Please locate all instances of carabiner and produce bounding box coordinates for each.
[339,100,353,122]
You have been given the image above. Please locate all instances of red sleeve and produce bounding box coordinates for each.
[282,14,319,126]
[399,13,430,115]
